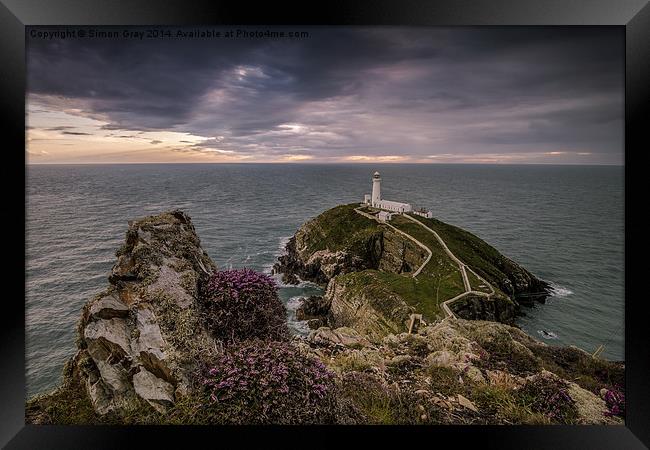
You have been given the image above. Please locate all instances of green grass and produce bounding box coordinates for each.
[390,215,455,273]
[379,272,459,321]
[405,214,510,297]
[339,270,453,322]
[466,269,492,293]
[389,215,465,300]
[338,372,441,424]
[528,344,625,394]
[26,378,100,425]
[302,204,383,255]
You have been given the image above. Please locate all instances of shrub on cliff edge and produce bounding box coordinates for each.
[517,375,578,423]
[200,340,338,424]
[198,268,289,343]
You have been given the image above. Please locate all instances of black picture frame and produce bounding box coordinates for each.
[3,1,648,448]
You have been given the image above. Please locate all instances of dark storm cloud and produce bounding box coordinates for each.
[45,126,76,131]
[27,27,623,163]
[61,131,93,135]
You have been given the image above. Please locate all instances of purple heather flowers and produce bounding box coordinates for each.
[203,340,337,424]
[199,268,289,343]
[603,387,625,418]
[519,376,577,423]
[195,268,338,423]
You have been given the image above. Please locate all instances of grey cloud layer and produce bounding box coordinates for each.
[27,27,623,162]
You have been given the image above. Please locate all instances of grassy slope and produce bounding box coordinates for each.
[336,270,447,322]
[388,214,465,305]
[405,214,512,297]
[302,204,383,255]
[466,269,492,294]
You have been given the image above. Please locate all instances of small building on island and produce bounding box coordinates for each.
[377,211,393,222]
[362,171,433,221]
[413,208,433,219]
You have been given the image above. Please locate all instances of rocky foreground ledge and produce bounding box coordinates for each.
[27,210,624,425]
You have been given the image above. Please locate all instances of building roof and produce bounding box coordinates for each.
[377,200,411,208]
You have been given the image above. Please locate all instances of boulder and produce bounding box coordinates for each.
[457,394,478,413]
[135,307,173,382]
[93,359,131,395]
[567,383,622,425]
[296,295,331,320]
[308,326,373,348]
[84,318,131,361]
[425,350,457,368]
[133,368,175,413]
[460,364,486,384]
[86,376,115,415]
[89,293,129,320]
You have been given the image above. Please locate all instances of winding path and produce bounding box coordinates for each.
[354,207,432,277]
[354,206,496,319]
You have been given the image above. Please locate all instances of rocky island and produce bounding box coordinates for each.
[274,203,549,332]
[26,208,625,425]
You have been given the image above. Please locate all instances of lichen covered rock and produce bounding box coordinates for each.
[325,272,414,342]
[30,210,218,419]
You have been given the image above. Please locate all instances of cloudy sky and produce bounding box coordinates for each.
[26,27,623,164]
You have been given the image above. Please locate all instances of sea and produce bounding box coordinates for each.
[26,163,624,397]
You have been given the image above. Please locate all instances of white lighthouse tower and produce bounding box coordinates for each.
[371,171,381,207]
[362,171,420,218]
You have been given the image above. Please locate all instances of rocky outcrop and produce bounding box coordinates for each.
[274,204,548,302]
[449,293,517,324]
[274,204,550,336]
[325,273,414,342]
[308,326,373,349]
[300,318,624,425]
[296,295,330,317]
[273,205,426,285]
[32,210,218,418]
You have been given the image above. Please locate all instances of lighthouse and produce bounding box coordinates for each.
[371,171,381,207]
[362,170,417,215]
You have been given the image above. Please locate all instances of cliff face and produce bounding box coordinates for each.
[451,294,518,323]
[274,204,427,284]
[28,210,218,422]
[325,272,415,342]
